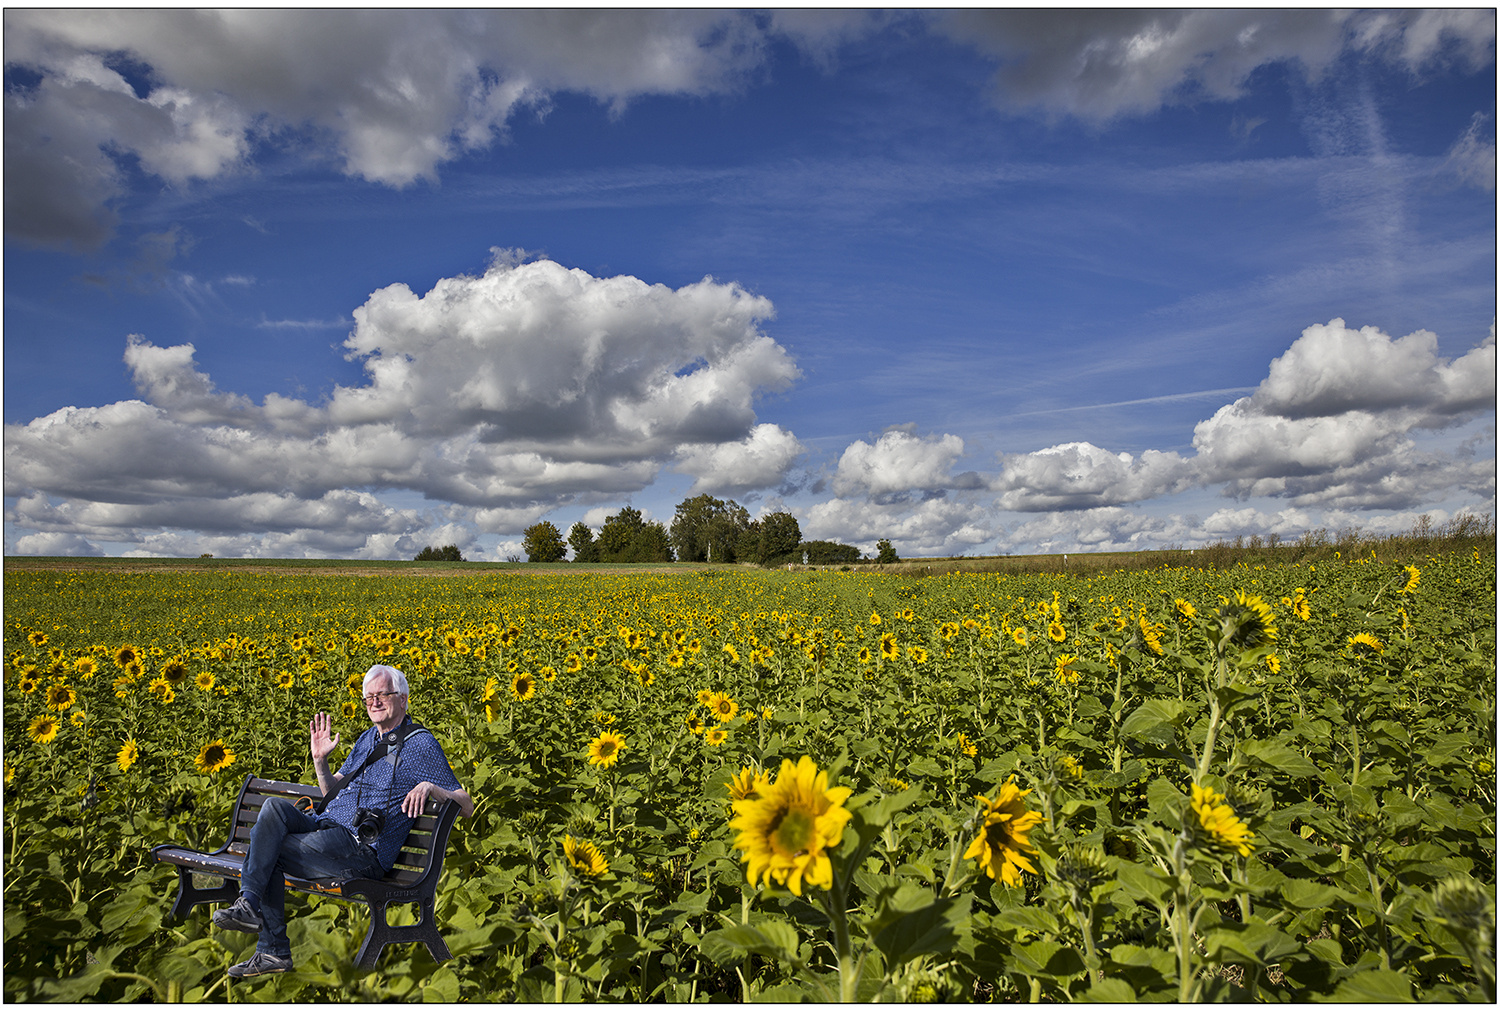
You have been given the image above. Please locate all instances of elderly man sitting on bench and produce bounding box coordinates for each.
[212,663,473,978]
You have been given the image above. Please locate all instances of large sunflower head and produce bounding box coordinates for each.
[45,682,77,712]
[563,835,609,878]
[113,644,139,669]
[194,739,236,774]
[586,730,626,768]
[27,714,61,745]
[511,671,536,701]
[194,671,216,691]
[161,659,189,686]
[964,779,1045,887]
[1189,782,1254,857]
[705,725,728,747]
[707,691,738,722]
[1047,620,1067,643]
[117,737,139,773]
[728,755,853,896]
[1215,590,1278,653]
[73,656,97,678]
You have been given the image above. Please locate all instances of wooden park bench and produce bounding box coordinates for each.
[152,775,461,970]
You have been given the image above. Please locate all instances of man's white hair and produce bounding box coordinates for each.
[362,664,409,697]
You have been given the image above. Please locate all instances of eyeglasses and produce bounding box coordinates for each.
[363,691,402,706]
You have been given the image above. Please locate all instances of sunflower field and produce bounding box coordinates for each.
[4,548,1495,1002]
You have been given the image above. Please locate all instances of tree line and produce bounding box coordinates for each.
[517,494,881,566]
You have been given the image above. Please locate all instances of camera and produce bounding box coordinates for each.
[353,807,386,845]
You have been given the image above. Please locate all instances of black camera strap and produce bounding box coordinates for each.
[321,717,429,809]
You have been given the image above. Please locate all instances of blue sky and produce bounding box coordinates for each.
[4,9,1495,559]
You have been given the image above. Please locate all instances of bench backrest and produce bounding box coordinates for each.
[223,775,456,887]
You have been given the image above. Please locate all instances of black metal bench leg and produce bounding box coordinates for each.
[165,867,239,922]
[419,896,451,963]
[351,896,450,970]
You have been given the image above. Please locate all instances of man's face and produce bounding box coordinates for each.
[363,673,408,730]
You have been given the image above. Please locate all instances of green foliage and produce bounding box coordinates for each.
[876,539,898,564]
[414,544,465,562]
[521,522,567,563]
[596,507,673,563]
[566,522,599,563]
[801,540,862,565]
[3,545,1495,1001]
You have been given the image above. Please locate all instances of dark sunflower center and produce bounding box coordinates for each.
[771,807,815,856]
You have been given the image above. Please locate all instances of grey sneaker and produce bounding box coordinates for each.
[227,950,293,978]
[212,896,263,933]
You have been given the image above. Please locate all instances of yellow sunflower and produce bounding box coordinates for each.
[45,682,77,712]
[540,666,557,682]
[194,739,236,774]
[563,835,609,877]
[27,714,61,745]
[148,677,175,704]
[1291,588,1311,621]
[17,676,38,694]
[1054,654,1080,685]
[1216,591,1278,651]
[117,737,139,773]
[727,766,768,801]
[160,659,189,686]
[728,755,853,896]
[586,730,626,768]
[342,700,360,719]
[1401,564,1420,594]
[685,712,706,735]
[1175,598,1197,622]
[1190,783,1254,857]
[275,670,295,689]
[955,732,978,757]
[564,654,582,673]
[721,643,740,664]
[1347,632,1385,656]
[869,610,882,626]
[880,633,899,661]
[707,691,738,722]
[73,656,97,678]
[195,671,216,691]
[1047,620,1067,643]
[964,780,1045,886]
[511,671,536,701]
[705,725,728,747]
[113,644,140,669]
[696,688,714,707]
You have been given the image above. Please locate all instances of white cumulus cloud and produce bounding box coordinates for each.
[832,428,970,498]
[4,255,802,555]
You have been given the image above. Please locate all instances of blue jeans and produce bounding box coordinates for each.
[240,797,385,957]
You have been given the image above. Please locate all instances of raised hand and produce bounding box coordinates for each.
[309,711,340,762]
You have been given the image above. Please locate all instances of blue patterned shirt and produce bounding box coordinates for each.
[319,717,462,871]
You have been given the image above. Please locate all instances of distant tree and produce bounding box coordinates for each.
[759,512,803,564]
[670,494,749,563]
[414,544,465,562]
[598,506,646,561]
[876,539,898,564]
[628,521,675,563]
[594,507,675,562]
[522,521,567,562]
[800,540,860,565]
[567,521,599,563]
